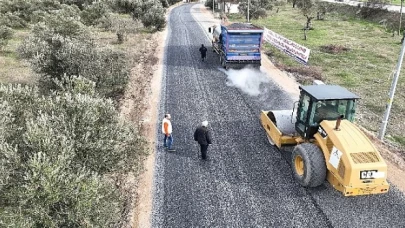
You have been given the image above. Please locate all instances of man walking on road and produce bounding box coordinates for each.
[194,121,212,160]
[162,114,175,152]
[199,44,207,61]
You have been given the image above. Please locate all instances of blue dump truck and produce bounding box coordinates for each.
[208,23,264,69]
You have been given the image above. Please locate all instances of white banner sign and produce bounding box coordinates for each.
[263,27,311,64]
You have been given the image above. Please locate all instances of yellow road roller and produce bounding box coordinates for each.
[260,84,389,196]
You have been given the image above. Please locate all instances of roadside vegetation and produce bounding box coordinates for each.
[0,0,180,226]
[216,0,405,149]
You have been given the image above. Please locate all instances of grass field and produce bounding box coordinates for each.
[229,5,405,147]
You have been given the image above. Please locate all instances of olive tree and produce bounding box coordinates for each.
[132,0,166,30]
[297,0,319,30]
[80,1,110,26]
[238,0,273,20]
[18,21,129,99]
[0,0,62,26]
[0,26,13,50]
[0,77,148,227]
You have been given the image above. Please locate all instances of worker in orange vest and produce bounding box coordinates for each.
[162,113,175,151]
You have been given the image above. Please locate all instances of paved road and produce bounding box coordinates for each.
[152,3,405,228]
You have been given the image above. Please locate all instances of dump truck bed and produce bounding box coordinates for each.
[211,23,264,68]
[222,23,263,62]
[221,23,263,61]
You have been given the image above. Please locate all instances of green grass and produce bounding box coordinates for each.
[357,0,403,6]
[392,135,405,146]
[229,5,405,144]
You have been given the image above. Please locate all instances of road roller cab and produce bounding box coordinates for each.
[260,84,390,196]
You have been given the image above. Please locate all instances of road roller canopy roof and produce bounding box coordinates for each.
[299,85,360,101]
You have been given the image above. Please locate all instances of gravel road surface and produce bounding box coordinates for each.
[152,3,405,228]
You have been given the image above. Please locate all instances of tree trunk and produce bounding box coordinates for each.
[306,16,313,29]
[304,29,307,40]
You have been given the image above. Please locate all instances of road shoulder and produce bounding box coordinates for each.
[132,2,183,227]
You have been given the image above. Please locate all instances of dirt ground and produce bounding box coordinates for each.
[130,28,166,228]
[130,3,405,228]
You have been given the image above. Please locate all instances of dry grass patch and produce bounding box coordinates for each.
[271,58,324,84]
[0,29,36,84]
[320,44,350,54]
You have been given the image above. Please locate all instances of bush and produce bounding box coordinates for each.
[0,77,146,174]
[0,26,13,50]
[60,0,95,10]
[18,29,129,99]
[0,79,148,227]
[98,14,143,43]
[0,0,62,26]
[107,0,167,29]
[1,156,123,227]
[161,0,169,8]
[238,0,273,19]
[43,4,85,37]
[0,12,28,28]
[0,0,115,27]
[98,13,114,30]
[80,1,110,26]
[0,0,38,23]
[105,0,137,14]
[17,4,127,99]
[141,3,166,30]
[167,0,182,5]
[132,0,166,30]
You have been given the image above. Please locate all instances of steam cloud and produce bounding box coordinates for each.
[219,67,271,96]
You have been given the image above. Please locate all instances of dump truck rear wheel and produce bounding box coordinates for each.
[292,143,326,187]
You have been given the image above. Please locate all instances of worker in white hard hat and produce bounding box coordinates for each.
[193,121,213,160]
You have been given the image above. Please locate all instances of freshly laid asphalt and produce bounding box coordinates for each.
[152,3,405,228]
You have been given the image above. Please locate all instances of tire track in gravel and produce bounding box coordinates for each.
[152,3,405,228]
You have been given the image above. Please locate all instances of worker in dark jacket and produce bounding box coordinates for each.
[193,121,212,160]
[199,44,208,61]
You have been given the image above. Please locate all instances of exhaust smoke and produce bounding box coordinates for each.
[219,67,271,96]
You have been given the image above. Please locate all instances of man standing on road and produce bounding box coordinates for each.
[199,44,207,61]
[162,114,175,152]
[194,121,212,160]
